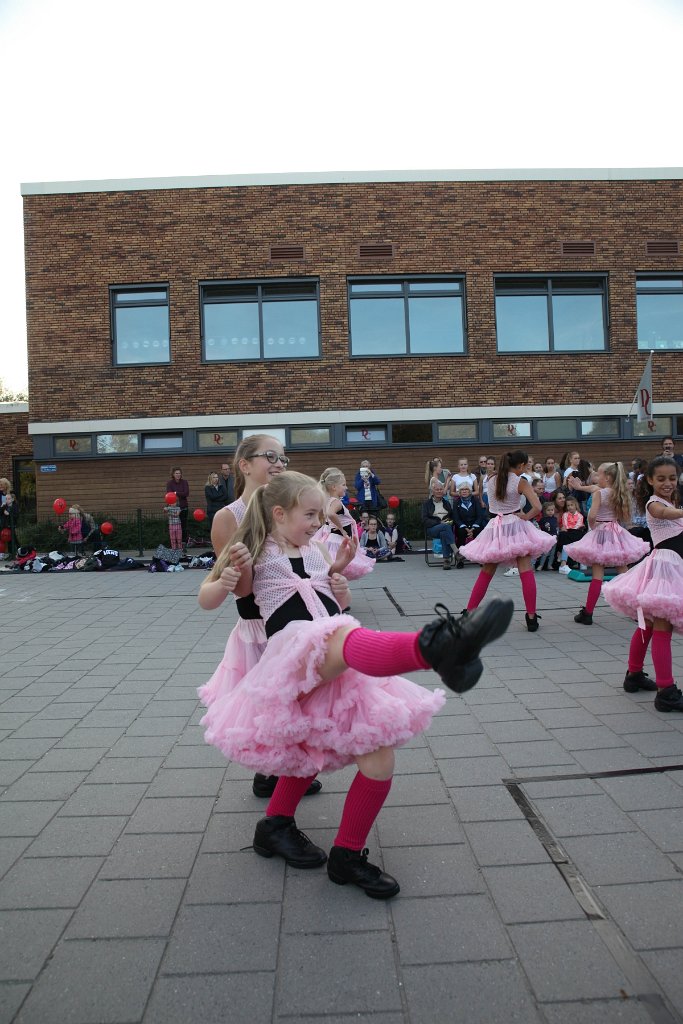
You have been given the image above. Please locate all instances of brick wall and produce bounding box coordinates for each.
[0,406,32,484]
[23,178,683,423]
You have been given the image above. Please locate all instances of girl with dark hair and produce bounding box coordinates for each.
[460,450,555,631]
[603,456,683,712]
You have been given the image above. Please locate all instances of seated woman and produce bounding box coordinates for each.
[359,515,391,561]
[421,480,458,570]
[451,482,488,566]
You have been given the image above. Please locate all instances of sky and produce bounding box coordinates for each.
[1,0,682,394]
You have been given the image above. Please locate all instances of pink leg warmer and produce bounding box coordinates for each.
[266,775,318,818]
[519,570,536,616]
[334,771,392,850]
[651,630,674,689]
[628,626,653,673]
[342,628,428,676]
[467,570,494,611]
[585,579,602,615]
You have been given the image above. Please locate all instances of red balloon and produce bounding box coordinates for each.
[53,497,67,514]
[193,508,206,522]
[347,497,358,505]
[0,528,11,542]
[0,541,6,554]
[388,495,400,508]
[100,521,114,535]
[165,491,177,505]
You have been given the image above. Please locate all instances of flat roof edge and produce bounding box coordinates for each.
[20,167,683,196]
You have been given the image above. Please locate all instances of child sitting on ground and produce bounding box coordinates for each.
[535,502,558,571]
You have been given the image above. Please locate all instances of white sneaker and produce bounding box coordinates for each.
[558,564,571,575]
[503,567,519,577]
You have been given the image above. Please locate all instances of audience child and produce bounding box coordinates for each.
[535,502,559,571]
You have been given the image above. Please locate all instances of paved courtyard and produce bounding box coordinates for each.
[0,559,682,1024]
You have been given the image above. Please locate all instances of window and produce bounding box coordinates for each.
[349,277,465,357]
[495,276,607,353]
[201,280,320,361]
[636,277,683,350]
[111,287,170,365]
[633,416,672,437]
[345,427,387,443]
[289,427,331,446]
[54,436,93,455]
[536,419,577,442]
[437,422,478,441]
[197,430,239,450]
[142,434,183,452]
[96,433,139,454]
[391,422,433,444]
[580,418,620,437]
[492,421,532,440]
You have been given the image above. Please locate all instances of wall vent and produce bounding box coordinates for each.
[358,242,394,260]
[269,244,305,261]
[15,423,28,435]
[646,240,679,256]
[561,241,596,256]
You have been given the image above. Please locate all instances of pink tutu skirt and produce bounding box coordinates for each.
[200,614,445,776]
[564,522,649,567]
[312,528,375,580]
[460,514,556,565]
[197,617,268,707]
[603,548,683,633]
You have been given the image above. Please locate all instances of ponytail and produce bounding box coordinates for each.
[600,462,630,523]
[207,486,271,582]
[495,449,528,502]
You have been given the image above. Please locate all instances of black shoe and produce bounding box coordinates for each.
[525,612,541,632]
[654,684,683,713]
[327,846,400,899]
[418,600,514,694]
[442,558,452,570]
[623,670,657,693]
[252,774,322,798]
[574,608,593,625]
[253,815,327,868]
[456,557,465,568]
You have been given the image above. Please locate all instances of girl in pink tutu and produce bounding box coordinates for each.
[314,467,374,578]
[199,434,322,800]
[603,457,683,712]
[565,462,650,626]
[461,449,555,632]
[199,471,513,898]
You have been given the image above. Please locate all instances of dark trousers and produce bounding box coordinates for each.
[179,508,188,543]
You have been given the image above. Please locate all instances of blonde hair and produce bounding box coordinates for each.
[0,478,10,493]
[209,471,320,580]
[206,472,219,486]
[319,467,345,493]
[232,434,282,498]
[599,462,630,523]
[425,458,442,485]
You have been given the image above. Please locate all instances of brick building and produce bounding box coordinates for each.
[0,403,33,508]
[21,169,683,517]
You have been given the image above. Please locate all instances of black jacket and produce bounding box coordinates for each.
[205,483,228,516]
[452,497,488,532]
[421,497,454,530]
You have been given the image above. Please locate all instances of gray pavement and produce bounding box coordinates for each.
[0,560,682,1024]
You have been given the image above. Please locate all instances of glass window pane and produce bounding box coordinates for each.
[580,419,620,437]
[551,277,604,291]
[204,303,260,361]
[496,278,547,293]
[262,281,317,298]
[633,416,672,437]
[115,307,170,364]
[289,427,331,445]
[197,430,238,449]
[408,296,464,354]
[492,421,532,439]
[677,416,683,435]
[536,419,577,441]
[637,278,683,290]
[262,300,319,359]
[495,295,549,352]
[54,436,93,455]
[636,293,683,350]
[350,298,406,356]
[350,282,403,294]
[392,422,433,444]
[408,281,461,293]
[345,427,387,443]
[437,422,478,441]
[115,290,168,303]
[142,434,183,451]
[96,433,139,454]
[203,284,258,301]
[552,294,606,351]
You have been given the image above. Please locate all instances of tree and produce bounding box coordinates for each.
[0,380,28,402]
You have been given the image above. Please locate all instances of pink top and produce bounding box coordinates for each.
[253,539,340,624]
[594,488,616,523]
[562,511,585,530]
[647,496,683,546]
[229,497,247,525]
[61,516,83,542]
[326,497,355,532]
[488,473,522,515]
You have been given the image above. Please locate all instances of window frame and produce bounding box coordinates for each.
[200,278,322,363]
[494,273,609,354]
[635,274,683,351]
[110,284,171,367]
[347,275,467,358]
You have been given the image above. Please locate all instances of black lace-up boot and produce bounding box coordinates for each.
[252,774,322,798]
[654,684,683,713]
[623,670,657,693]
[418,599,514,693]
[327,846,400,899]
[253,816,327,868]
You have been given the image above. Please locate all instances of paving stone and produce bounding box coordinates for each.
[481,720,552,743]
[0,737,57,760]
[598,711,672,734]
[0,981,31,1022]
[470,702,534,723]
[402,961,543,1024]
[30,748,107,773]
[124,716,189,737]
[376,803,465,848]
[0,856,103,908]
[523,778,602,799]
[533,707,602,728]
[596,880,683,949]
[0,908,71,980]
[200,811,263,854]
[641,950,683,1015]
[562,831,680,887]
[59,783,147,816]
[383,843,484,897]
[55,727,126,748]
[162,903,281,974]
[10,719,78,739]
[570,748,652,772]
[463,821,550,866]
[162,744,227,769]
[449,785,525,822]
[143,973,276,1024]
[0,762,33,787]
[13,937,165,1023]
[86,756,164,784]
[393,893,511,963]
[0,837,30,879]
[540,1001,654,1024]
[146,767,225,797]
[26,816,126,857]
[598,773,683,811]
[532,795,637,837]
[497,740,578,769]
[627,730,683,757]
[427,733,498,758]
[65,877,185,938]
[426,713,484,735]
[106,735,176,758]
[99,832,202,879]
[125,796,214,834]
[186,850,284,904]
[0,801,61,837]
[439,755,510,787]
[483,863,585,923]
[383,773,450,805]
[281,867,390,933]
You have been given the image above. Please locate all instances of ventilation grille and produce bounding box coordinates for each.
[358,242,394,260]
[561,241,596,256]
[269,244,305,261]
[15,423,28,435]
[646,240,679,256]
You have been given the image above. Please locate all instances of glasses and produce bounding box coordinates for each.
[251,450,289,467]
